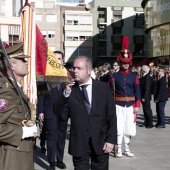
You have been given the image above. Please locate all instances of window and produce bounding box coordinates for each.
[65,15,78,25]
[65,14,92,25]
[65,31,78,41]
[79,31,92,41]
[66,20,72,25]
[48,31,55,38]
[79,15,92,25]
[46,15,57,23]
[98,11,105,19]
[65,31,92,41]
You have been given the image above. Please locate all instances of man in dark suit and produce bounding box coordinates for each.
[56,56,117,170]
[154,68,168,128]
[39,51,68,170]
[100,63,111,82]
[100,63,113,90]
[140,65,153,128]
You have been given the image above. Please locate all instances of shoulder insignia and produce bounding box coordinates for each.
[0,99,9,110]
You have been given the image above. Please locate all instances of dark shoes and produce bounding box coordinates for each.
[156,125,165,128]
[146,125,153,129]
[41,146,46,154]
[49,163,55,170]
[49,162,66,170]
[56,161,66,169]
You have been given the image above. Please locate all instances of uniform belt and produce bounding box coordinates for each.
[115,96,135,102]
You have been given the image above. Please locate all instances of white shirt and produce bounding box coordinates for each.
[64,78,92,105]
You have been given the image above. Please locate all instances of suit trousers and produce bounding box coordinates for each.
[142,100,153,126]
[73,138,109,170]
[156,101,166,126]
[45,115,68,163]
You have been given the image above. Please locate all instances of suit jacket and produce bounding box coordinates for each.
[140,73,153,101]
[56,79,117,157]
[37,82,69,121]
[100,71,111,83]
[0,74,34,170]
[154,76,168,102]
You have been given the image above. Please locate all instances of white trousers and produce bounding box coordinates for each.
[116,105,136,136]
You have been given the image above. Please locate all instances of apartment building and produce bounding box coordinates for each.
[0,0,148,66]
[0,0,26,45]
[61,6,93,62]
[32,0,94,62]
[142,0,170,66]
[93,0,148,66]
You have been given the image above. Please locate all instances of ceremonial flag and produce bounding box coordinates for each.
[20,3,37,104]
[36,25,71,82]
[20,3,72,103]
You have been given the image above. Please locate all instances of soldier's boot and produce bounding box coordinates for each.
[124,135,134,158]
[117,144,122,158]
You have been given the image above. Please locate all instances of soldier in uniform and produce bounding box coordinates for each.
[0,42,37,170]
[112,36,141,158]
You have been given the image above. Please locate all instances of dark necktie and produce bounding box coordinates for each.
[81,85,91,114]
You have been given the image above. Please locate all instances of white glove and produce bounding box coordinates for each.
[22,124,38,139]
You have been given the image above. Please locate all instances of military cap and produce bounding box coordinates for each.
[0,42,30,59]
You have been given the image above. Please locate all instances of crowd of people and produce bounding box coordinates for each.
[0,36,169,170]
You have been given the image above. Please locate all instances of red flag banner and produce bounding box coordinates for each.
[36,26,72,82]
[21,3,72,84]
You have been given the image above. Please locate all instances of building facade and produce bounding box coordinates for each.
[61,6,93,62]
[0,0,149,66]
[142,0,170,66]
[0,0,26,45]
[93,0,148,66]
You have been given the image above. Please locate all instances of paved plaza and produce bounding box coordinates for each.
[35,100,170,170]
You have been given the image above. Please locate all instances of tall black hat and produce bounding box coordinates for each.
[117,36,133,65]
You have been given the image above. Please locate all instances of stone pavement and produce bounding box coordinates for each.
[34,100,170,170]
